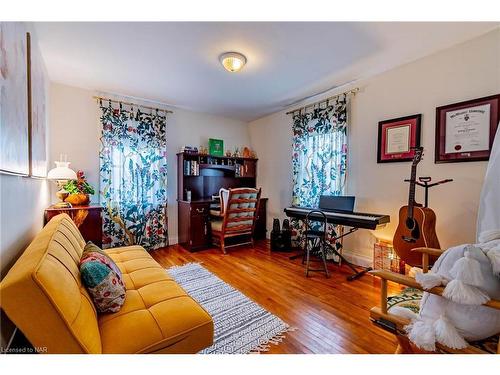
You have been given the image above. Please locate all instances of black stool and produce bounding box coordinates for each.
[304,210,330,278]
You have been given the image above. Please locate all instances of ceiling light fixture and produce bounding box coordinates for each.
[219,52,247,73]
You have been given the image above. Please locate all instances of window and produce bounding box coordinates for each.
[99,105,168,250]
[291,96,348,208]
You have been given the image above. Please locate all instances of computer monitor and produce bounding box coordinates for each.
[319,195,355,212]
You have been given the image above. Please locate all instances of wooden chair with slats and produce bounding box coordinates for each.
[210,187,261,254]
[370,247,500,354]
[209,188,228,218]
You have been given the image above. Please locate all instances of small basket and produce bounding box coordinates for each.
[373,241,405,274]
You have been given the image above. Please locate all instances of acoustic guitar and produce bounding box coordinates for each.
[393,147,440,267]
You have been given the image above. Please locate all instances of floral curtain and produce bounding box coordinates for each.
[99,103,168,250]
[290,95,349,255]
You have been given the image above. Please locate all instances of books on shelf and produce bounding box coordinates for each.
[183,160,200,176]
[183,155,249,177]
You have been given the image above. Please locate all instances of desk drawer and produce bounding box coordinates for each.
[190,203,210,216]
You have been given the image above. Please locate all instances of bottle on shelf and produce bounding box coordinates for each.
[190,160,199,176]
[235,163,243,177]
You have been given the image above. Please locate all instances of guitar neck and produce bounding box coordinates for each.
[407,164,417,217]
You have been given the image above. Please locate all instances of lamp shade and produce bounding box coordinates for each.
[219,52,247,73]
[47,161,77,180]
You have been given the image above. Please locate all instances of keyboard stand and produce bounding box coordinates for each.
[289,227,372,281]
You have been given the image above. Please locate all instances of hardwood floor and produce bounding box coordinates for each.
[151,240,403,354]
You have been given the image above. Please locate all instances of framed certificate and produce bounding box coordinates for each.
[377,114,421,163]
[435,94,500,163]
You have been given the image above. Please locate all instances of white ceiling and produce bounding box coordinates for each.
[34,22,498,121]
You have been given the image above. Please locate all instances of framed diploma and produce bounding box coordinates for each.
[435,94,500,163]
[377,114,421,163]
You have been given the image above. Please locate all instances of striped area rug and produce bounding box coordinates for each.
[167,262,293,354]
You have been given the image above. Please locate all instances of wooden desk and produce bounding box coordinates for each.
[44,205,103,247]
[178,198,267,251]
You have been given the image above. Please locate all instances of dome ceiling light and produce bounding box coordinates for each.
[219,52,247,73]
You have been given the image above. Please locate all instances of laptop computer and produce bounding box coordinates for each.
[318,195,355,213]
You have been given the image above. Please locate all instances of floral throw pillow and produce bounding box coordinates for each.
[79,242,126,313]
[81,242,123,278]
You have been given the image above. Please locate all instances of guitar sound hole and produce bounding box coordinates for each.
[405,217,415,230]
[403,217,420,242]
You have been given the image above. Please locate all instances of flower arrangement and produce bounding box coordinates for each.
[63,171,95,206]
[64,170,95,195]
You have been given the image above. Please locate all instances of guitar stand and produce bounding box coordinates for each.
[403,177,453,208]
[289,227,372,281]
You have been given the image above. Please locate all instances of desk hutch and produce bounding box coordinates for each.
[177,152,267,251]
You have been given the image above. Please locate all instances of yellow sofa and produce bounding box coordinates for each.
[0,214,213,354]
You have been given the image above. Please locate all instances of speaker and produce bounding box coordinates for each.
[270,218,292,252]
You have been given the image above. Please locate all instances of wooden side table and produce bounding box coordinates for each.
[44,205,103,247]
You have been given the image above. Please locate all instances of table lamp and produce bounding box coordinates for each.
[47,157,77,206]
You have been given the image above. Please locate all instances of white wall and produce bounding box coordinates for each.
[248,28,500,266]
[0,177,50,275]
[48,84,100,198]
[49,83,250,244]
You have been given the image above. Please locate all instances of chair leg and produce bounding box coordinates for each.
[337,244,343,267]
[395,336,414,354]
[301,243,307,264]
[321,242,330,278]
[305,239,311,277]
[221,237,227,255]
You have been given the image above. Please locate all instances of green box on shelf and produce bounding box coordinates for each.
[208,138,224,156]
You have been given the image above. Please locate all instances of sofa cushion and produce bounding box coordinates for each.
[387,287,422,315]
[209,209,223,217]
[210,219,223,232]
[98,246,214,353]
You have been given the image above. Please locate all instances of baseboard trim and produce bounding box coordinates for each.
[168,235,178,245]
[341,251,372,268]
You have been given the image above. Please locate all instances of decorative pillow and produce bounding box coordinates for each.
[79,242,126,313]
[405,239,500,351]
[81,242,122,279]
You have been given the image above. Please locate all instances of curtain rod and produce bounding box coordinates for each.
[93,95,173,114]
[285,87,359,115]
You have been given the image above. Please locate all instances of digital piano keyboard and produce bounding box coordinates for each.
[284,206,390,230]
